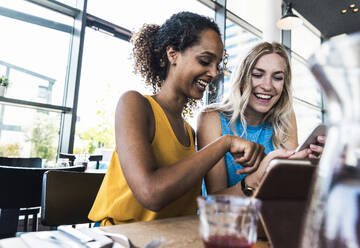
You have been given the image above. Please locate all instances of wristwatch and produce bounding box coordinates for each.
[241,178,255,197]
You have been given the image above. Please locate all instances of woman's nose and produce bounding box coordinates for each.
[206,64,218,79]
[261,76,273,90]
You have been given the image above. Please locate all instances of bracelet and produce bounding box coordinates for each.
[241,178,255,197]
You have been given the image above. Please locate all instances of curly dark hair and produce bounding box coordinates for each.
[131,11,221,116]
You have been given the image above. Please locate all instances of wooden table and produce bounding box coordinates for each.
[0,215,270,248]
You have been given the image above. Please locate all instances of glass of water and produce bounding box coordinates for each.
[56,158,70,167]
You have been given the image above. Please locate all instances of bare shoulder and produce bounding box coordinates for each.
[196,109,222,140]
[115,91,155,142]
[197,109,221,128]
[117,90,149,108]
[116,91,152,116]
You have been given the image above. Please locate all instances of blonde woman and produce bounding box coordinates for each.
[197,42,324,196]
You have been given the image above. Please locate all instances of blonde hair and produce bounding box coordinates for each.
[207,42,293,148]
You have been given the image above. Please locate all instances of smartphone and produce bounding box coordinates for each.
[295,124,327,152]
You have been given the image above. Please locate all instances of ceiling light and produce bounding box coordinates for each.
[276,3,303,30]
[341,9,348,14]
[349,3,356,8]
[354,8,359,12]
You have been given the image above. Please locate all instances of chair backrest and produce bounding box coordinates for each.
[89,154,103,169]
[0,157,42,168]
[41,170,104,226]
[0,165,86,209]
[59,153,76,166]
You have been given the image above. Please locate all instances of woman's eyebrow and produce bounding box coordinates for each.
[253,67,265,72]
[273,71,285,74]
[200,51,217,58]
[253,67,284,74]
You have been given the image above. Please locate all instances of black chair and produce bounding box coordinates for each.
[89,154,103,169]
[0,157,43,234]
[0,157,42,168]
[41,170,104,227]
[58,153,76,167]
[59,153,103,169]
[0,165,86,238]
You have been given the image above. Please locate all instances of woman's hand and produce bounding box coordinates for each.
[308,135,326,159]
[291,135,327,161]
[229,136,266,174]
[241,149,295,189]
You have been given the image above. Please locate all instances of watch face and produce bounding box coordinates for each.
[244,187,254,197]
[241,179,254,197]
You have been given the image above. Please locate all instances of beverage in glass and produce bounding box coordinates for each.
[197,195,261,248]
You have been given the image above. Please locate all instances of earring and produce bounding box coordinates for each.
[171,62,176,66]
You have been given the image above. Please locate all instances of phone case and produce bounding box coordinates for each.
[295,124,327,152]
[253,159,315,248]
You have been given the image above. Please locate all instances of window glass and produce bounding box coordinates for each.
[74,28,151,164]
[293,100,322,144]
[223,19,261,98]
[87,0,214,32]
[291,11,321,59]
[226,0,264,30]
[58,0,76,8]
[0,104,61,167]
[0,13,72,106]
[291,57,322,107]
[1,0,73,25]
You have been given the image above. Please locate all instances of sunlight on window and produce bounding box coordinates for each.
[87,0,214,32]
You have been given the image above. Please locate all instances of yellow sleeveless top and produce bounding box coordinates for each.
[88,95,200,226]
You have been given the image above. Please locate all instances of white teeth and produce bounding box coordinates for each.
[255,93,272,99]
[197,79,208,88]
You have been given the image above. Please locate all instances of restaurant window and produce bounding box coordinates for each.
[73,28,151,164]
[223,19,261,98]
[289,18,324,143]
[293,101,322,143]
[0,104,61,166]
[226,0,265,30]
[86,0,214,32]
[0,9,72,105]
[291,56,322,108]
[291,56,324,143]
[0,1,75,166]
[291,10,321,60]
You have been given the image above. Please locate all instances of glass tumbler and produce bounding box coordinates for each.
[197,195,261,248]
[56,158,70,167]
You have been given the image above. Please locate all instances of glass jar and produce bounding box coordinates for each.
[300,32,360,247]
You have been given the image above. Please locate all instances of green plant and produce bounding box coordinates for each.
[0,143,22,157]
[0,75,9,87]
[75,97,115,154]
[26,114,58,162]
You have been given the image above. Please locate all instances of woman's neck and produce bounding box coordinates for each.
[154,89,186,117]
[244,108,265,126]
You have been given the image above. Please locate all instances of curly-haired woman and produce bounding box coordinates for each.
[197,42,325,196]
[88,12,271,226]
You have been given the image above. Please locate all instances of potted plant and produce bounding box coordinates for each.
[0,75,9,97]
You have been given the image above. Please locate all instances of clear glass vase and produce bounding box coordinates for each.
[300,32,360,248]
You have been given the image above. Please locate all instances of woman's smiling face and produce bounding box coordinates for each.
[170,29,224,100]
[246,52,286,118]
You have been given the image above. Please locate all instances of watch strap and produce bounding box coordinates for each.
[241,178,255,197]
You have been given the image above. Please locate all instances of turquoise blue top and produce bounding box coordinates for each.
[219,112,275,187]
